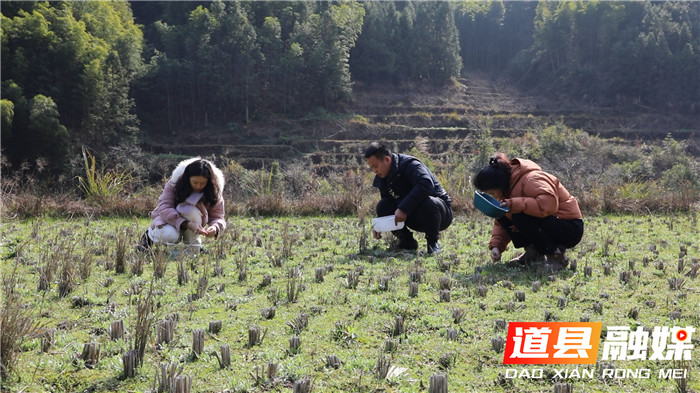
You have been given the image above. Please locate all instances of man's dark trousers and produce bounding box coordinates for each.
[377,196,453,244]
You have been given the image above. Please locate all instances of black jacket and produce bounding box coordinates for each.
[372,153,451,214]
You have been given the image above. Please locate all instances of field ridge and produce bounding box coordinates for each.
[141,73,700,171]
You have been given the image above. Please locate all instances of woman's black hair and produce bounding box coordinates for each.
[473,153,512,196]
[173,160,220,206]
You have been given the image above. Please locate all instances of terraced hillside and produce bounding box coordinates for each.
[142,74,699,171]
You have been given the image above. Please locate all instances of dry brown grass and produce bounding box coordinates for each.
[1,190,155,219]
[132,280,156,367]
[2,157,697,219]
[1,262,42,380]
[2,181,696,219]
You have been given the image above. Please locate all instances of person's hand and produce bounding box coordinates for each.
[186,221,206,235]
[202,226,218,238]
[372,229,382,240]
[394,209,407,224]
[490,247,501,262]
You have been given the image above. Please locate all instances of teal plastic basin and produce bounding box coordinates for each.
[473,191,510,218]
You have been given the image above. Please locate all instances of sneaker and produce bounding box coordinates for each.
[427,242,441,254]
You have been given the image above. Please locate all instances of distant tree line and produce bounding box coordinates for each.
[1,1,698,176]
[507,1,699,111]
[2,1,143,174]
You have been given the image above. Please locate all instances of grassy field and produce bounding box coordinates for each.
[1,213,698,393]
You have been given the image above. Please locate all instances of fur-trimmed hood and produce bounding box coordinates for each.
[169,157,225,198]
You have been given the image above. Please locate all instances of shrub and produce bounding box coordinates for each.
[77,147,133,205]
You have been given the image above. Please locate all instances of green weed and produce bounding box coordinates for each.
[77,147,132,204]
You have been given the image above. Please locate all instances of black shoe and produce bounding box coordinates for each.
[136,231,152,252]
[427,242,441,254]
[507,245,541,266]
[543,249,569,272]
[396,237,419,250]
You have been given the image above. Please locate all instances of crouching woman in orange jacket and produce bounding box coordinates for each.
[473,153,584,271]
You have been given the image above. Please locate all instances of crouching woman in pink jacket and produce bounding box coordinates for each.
[138,157,226,251]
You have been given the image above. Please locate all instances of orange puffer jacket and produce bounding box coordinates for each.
[489,158,582,252]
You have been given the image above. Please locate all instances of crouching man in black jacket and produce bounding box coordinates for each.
[365,142,453,254]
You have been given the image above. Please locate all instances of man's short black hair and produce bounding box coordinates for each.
[364,142,391,159]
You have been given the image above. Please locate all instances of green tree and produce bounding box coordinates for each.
[1,99,15,139]
[0,81,29,165]
[512,1,699,112]
[258,16,283,94]
[210,1,261,122]
[280,41,305,115]
[319,2,365,105]
[401,2,462,83]
[139,1,261,127]
[457,1,534,72]
[286,2,364,112]
[27,95,70,173]
[350,1,400,84]
[1,1,144,175]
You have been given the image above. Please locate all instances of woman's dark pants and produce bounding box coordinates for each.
[497,213,584,255]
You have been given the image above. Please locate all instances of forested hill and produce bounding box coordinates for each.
[1,1,699,178]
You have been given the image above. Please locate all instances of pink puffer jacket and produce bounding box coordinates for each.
[149,157,226,234]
